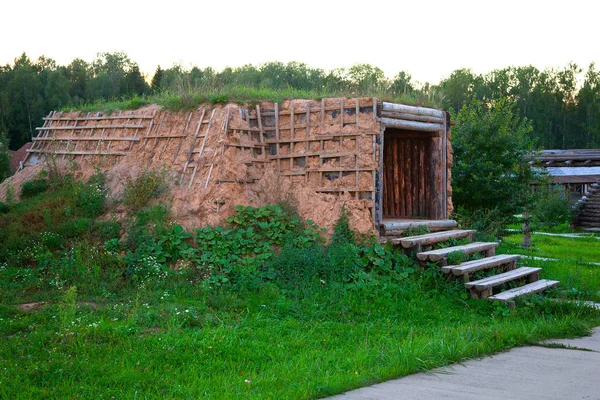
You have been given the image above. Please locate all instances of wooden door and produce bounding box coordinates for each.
[382,131,433,218]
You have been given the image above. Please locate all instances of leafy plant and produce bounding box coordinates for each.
[123,168,168,214]
[20,177,50,199]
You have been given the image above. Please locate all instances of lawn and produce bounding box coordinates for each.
[1,173,599,399]
[498,233,600,303]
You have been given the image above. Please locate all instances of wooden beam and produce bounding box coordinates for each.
[37,124,145,130]
[381,102,444,118]
[381,118,443,132]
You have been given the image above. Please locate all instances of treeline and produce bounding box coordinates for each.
[1,51,600,150]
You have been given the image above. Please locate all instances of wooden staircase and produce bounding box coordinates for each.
[386,227,559,306]
[575,181,600,229]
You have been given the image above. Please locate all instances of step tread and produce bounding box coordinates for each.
[393,229,476,248]
[489,280,560,302]
[442,254,521,275]
[416,242,498,261]
[465,266,541,290]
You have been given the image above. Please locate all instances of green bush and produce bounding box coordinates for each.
[20,178,50,199]
[0,201,9,214]
[123,169,168,214]
[452,98,539,215]
[73,172,107,217]
[532,187,574,229]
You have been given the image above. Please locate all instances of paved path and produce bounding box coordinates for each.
[328,327,600,400]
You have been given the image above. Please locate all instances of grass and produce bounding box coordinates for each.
[61,84,441,114]
[498,232,600,302]
[499,233,600,264]
[1,179,599,399]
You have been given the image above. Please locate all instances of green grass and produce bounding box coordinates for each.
[61,85,439,113]
[1,184,599,399]
[499,233,600,264]
[1,278,597,399]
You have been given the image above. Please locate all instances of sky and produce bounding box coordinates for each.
[2,0,599,85]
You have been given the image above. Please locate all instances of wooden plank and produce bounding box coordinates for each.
[381,102,444,118]
[465,267,541,291]
[255,105,264,143]
[394,137,401,217]
[488,280,559,302]
[320,98,325,131]
[260,104,361,116]
[33,137,140,142]
[380,118,443,132]
[44,115,153,121]
[416,242,499,262]
[180,109,206,185]
[37,124,145,130]
[290,101,294,172]
[412,139,418,217]
[267,150,372,160]
[381,111,444,124]
[275,102,280,174]
[262,132,377,143]
[395,229,476,248]
[26,149,128,156]
[203,108,229,189]
[442,254,520,276]
[316,187,374,192]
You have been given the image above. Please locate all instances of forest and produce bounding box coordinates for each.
[1,51,600,151]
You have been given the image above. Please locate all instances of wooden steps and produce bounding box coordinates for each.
[416,242,498,263]
[489,280,560,303]
[441,254,520,279]
[465,267,541,299]
[387,227,559,304]
[392,229,475,251]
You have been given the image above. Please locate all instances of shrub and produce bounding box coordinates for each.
[0,202,9,214]
[453,206,511,240]
[532,187,574,229]
[330,205,355,246]
[20,178,50,199]
[73,172,107,217]
[452,98,539,216]
[123,169,168,214]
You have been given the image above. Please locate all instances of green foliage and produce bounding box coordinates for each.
[72,171,107,217]
[330,205,355,246]
[122,168,168,214]
[532,187,575,229]
[0,134,11,182]
[446,250,467,265]
[452,98,539,216]
[20,177,50,199]
[0,202,9,214]
[58,286,77,330]
[454,206,511,240]
[401,225,431,237]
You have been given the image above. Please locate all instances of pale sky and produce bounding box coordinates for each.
[2,0,599,85]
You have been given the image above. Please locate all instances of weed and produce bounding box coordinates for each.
[402,225,430,237]
[4,183,16,205]
[331,205,356,246]
[59,286,78,330]
[123,168,168,214]
[446,250,467,265]
[20,177,50,199]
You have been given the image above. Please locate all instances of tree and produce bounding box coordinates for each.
[0,133,10,182]
[151,65,164,92]
[452,98,539,216]
[122,64,149,97]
